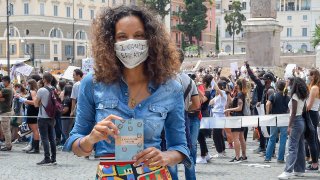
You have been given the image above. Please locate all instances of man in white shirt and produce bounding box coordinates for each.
[70,69,83,117]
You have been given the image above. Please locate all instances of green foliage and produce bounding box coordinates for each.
[142,0,171,21]
[224,1,246,54]
[215,25,219,52]
[311,24,320,48]
[178,0,208,54]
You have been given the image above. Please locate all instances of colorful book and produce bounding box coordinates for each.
[115,119,144,161]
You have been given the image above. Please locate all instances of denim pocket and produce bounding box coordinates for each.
[144,105,168,140]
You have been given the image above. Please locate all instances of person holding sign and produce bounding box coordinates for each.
[64,6,191,180]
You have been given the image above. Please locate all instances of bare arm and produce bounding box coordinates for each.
[225,98,243,112]
[307,86,319,111]
[288,99,297,128]
[34,95,41,107]
[188,95,201,111]
[24,91,36,106]
[70,99,76,116]
[266,100,272,115]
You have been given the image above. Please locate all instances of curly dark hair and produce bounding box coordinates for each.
[202,74,213,88]
[91,6,179,85]
[290,77,308,100]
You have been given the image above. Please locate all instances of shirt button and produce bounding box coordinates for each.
[138,104,142,107]
[125,93,128,96]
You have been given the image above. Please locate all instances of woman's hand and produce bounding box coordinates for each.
[87,114,122,144]
[287,127,292,136]
[133,147,170,168]
[224,109,230,113]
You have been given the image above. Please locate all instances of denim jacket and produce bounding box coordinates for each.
[64,73,191,167]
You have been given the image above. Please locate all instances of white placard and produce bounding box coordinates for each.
[261,126,270,138]
[230,62,238,76]
[200,117,225,129]
[256,104,265,116]
[259,115,277,126]
[82,58,94,75]
[14,63,34,76]
[284,64,296,79]
[277,114,290,127]
[62,66,80,80]
[242,116,259,127]
[224,117,242,128]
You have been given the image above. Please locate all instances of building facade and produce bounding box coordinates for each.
[0,0,140,67]
[216,0,320,54]
[170,0,216,55]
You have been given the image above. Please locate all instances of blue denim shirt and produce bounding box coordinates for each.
[64,73,191,167]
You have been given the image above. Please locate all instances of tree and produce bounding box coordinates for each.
[215,25,219,53]
[311,24,320,48]
[142,0,170,21]
[178,0,208,56]
[224,1,246,55]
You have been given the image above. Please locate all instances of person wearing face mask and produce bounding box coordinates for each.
[63,6,191,179]
[245,62,275,155]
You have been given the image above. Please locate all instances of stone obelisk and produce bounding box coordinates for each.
[244,0,283,66]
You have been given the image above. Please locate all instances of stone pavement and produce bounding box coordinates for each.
[0,131,320,180]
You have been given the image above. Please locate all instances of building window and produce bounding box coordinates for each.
[286,44,293,51]
[287,28,292,37]
[10,44,17,55]
[225,45,231,53]
[113,0,116,6]
[50,28,62,38]
[242,2,247,10]
[77,46,85,56]
[65,45,73,56]
[286,0,295,11]
[76,31,86,40]
[24,44,30,54]
[301,44,308,51]
[210,21,212,32]
[24,3,29,15]
[287,16,292,21]
[102,0,105,2]
[0,44,2,55]
[216,3,221,10]
[79,8,83,19]
[40,3,45,16]
[54,44,58,54]
[66,7,71,18]
[302,28,308,37]
[54,5,58,16]
[9,4,14,15]
[301,0,311,10]
[241,48,246,53]
[9,27,16,37]
[123,0,126,5]
[40,44,45,55]
[67,32,72,38]
[90,10,94,20]
[303,15,308,21]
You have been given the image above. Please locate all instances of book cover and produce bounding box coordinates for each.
[115,119,144,161]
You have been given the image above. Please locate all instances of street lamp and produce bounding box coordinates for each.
[6,0,12,75]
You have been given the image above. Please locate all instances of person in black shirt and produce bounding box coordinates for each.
[61,85,73,145]
[264,80,290,163]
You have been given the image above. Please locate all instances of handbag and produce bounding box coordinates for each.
[18,122,32,137]
[302,102,315,139]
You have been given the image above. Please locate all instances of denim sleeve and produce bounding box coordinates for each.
[63,74,96,151]
[165,88,192,168]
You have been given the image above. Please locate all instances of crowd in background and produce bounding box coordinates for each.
[0,69,83,165]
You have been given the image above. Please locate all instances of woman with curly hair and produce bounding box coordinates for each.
[278,77,309,179]
[64,5,190,179]
[305,69,320,171]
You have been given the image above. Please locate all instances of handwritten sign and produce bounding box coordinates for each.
[82,58,94,75]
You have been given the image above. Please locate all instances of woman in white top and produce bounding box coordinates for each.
[278,77,309,179]
[210,79,228,158]
[305,69,320,171]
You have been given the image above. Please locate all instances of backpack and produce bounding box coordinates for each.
[42,86,63,118]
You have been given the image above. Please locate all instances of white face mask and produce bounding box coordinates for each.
[114,39,149,69]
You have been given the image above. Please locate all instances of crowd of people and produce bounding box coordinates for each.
[0,69,83,165]
[185,61,320,179]
[0,5,319,180]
